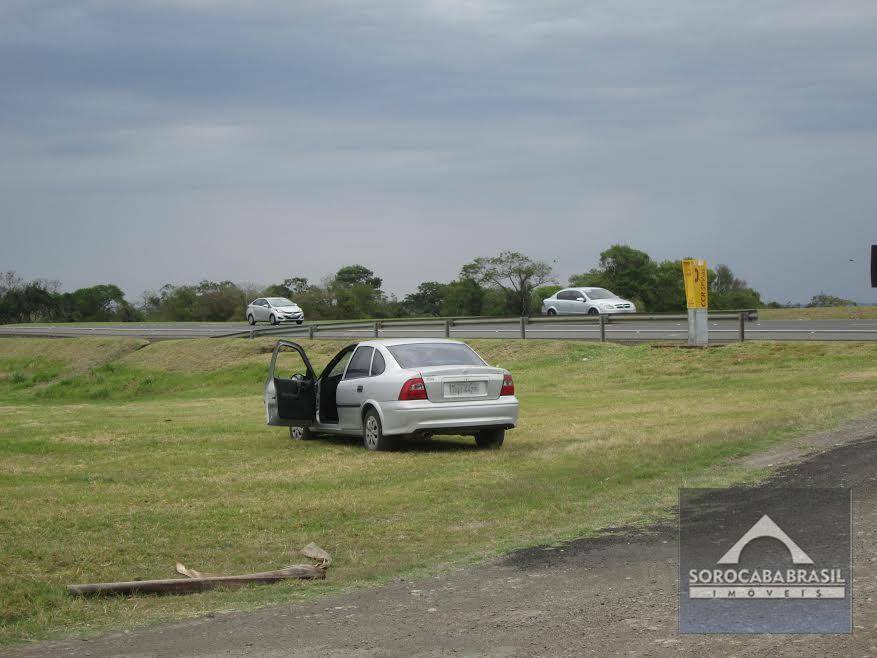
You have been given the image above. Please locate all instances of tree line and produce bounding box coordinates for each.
[0,245,851,324]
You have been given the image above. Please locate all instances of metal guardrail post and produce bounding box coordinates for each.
[599,314,606,342]
[373,321,380,338]
[249,328,255,339]
[308,324,315,340]
[738,312,745,342]
[444,319,451,338]
[519,316,526,339]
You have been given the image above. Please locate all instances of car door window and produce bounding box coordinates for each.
[323,350,354,380]
[273,345,312,380]
[345,346,374,380]
[370,350,385,376]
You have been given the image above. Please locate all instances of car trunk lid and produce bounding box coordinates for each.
[416,365,505,402]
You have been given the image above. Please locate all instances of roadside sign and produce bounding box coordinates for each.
[682,259,709,309]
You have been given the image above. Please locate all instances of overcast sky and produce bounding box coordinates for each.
[2,0,876,304]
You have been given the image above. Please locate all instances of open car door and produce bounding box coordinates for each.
[264,341,317,427]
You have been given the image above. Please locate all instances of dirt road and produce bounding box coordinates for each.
[18,422,877,657]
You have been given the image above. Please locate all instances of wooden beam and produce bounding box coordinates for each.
[68,543,331,597]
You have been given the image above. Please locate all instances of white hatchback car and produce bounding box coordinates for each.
[246,297,304,325]
[542,287,636,316]
[264,338,519,450]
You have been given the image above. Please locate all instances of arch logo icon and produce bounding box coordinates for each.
[679,488,851,633]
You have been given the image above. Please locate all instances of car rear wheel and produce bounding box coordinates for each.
[247,314,256,325]
[546,308,557,316]
[475,428,505,449]
[363,409,393,451]
[289,426,315,440]
[587,307,599,316]
[270,314,278,325]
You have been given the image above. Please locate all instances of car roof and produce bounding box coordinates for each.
[356,337,467,348]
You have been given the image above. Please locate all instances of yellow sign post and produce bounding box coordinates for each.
[681,259,708,345]
[682,259,708,309]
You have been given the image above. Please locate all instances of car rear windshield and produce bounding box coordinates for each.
[584,288,618,300]
[388,343,485,368]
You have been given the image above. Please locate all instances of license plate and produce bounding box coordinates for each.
[444,381,487,398]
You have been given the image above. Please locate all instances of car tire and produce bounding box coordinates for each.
[475,428,505,449]
[546,308,557,316]
[289,425,315,441]
[587,307,599,316]
[247,314,256,326]
[270,314,278,325]
[296,320,304,325]
[363,409,393,451]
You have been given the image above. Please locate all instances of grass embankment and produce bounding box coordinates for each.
[1,337,876,645]
[759,305,877,320]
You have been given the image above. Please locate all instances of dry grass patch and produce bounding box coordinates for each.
[0,337,146,364]
[759,305,877,320]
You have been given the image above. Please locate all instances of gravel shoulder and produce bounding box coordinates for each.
[17,416,877,657]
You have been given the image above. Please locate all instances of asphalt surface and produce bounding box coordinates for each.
[1,319,877,341]
[16,415,877,657]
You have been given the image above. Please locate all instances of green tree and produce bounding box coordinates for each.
[0,280,57,323]
[709,264,762,309]
[330,265,386,319]
[294,279,337,320]
[712,264,747,294]
[193,280,247,321]
[649,260,685,312]
[263,276,311,300]
[334,265,382,289]
[141,281,248,321]
[440,279,484,316]
[404,282,447,316]
[461,251,555,316]
[807,293,856,307]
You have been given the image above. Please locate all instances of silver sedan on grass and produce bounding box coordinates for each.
[264,338,519,450]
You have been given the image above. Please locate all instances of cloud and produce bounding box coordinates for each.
[1,0,876,302]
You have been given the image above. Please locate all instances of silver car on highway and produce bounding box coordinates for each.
[542,287,636,316]
[246,297,304,325]
[264,338,519,450]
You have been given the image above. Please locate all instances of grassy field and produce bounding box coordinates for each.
[758,305,877,320]
[1,337,876,645]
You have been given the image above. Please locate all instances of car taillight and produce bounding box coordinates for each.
[398,377,428,401]
[500,374,515,396]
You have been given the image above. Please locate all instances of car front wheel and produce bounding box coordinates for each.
[475,428,505,449]
[290,426,315,440]
[587,307,599,316]
[363,409,393,451]
[296,320,304,325]
[270,314,278,325]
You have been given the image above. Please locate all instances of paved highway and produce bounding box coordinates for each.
[1,319,877,341]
